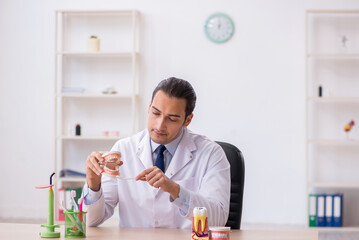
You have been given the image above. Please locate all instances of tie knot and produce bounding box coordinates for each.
[158,145,166,154]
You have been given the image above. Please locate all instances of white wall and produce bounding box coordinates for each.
[1,0,359,225]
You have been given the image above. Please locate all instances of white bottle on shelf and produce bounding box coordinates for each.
[87,36,100,52]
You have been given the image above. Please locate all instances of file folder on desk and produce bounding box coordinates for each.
[316,194,326,227]
[308,194,317,227]
[325,195,334,227]
[333,194,343,227]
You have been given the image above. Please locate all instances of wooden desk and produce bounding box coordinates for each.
[0,223,318,240]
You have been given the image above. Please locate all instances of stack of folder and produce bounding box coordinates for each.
[308,193,343,227]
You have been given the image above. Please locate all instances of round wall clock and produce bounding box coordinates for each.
[204,13,234,43]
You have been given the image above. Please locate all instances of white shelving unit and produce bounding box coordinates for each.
[54,10,140,215]
[306,10,359,231]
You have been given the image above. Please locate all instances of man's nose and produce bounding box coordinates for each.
[157,116,166,130]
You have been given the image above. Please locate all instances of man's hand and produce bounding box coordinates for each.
[86,151,105,191]
[135,167,180,200]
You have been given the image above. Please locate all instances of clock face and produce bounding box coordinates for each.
[204,13,234,43]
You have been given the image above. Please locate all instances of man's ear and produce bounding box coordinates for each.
[184,113,193,127]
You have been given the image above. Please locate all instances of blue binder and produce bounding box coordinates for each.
[325,195,334,227]
[316,194,326,227]
[333,194,343,227]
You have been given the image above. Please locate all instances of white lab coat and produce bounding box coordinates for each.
[84,128,230,228]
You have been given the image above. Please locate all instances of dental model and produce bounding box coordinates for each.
[192,207,209,240]
[101,151,123,176]
[209,227,231,240]
[100,151,141,180]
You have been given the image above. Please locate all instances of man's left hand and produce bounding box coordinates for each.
[136,167,180,200]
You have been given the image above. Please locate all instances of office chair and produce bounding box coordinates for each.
[216,141,245,229]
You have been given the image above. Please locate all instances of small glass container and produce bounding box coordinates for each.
[64,211,87,238]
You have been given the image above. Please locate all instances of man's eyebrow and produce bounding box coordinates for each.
[151,106,161,112]
[151,105,181,118]
[168,113,181,118]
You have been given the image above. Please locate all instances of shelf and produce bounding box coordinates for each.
[305,10,359,230]
[308,182,359,188]
[307,53,359,59]
[307,139,359,146]
[307,9,359,14]
[57,10,137,15]
[54,9,140,222]
[57,52,138,57]
[307,226,359,232]
[59,93,137,99]
[58,177,86,183]
[307,97,359,103]
[58,136,123,141]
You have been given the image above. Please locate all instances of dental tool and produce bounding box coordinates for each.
[35,172,60,238]
[70,190,79,212]
[102,172,146,181]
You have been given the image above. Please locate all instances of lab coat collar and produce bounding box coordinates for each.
[165,127,197,179]
[137,130,153,170]
[136,128,197,177]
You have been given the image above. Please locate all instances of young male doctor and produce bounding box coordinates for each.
[83,77,230,228]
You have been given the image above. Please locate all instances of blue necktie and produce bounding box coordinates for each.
[155,145,166,172]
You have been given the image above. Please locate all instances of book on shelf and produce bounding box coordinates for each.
[308,193,343,228]
[308,194,317,227]
[325,195,334,227]
[59,169,86,178]
[333,194,343,227]
[58,188,65,221]
[316,194,326,227]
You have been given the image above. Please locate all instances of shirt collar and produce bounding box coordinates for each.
[150,127,184,156]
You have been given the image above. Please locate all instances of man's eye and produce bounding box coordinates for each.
[168,118,177,122]
[152,112,160,116]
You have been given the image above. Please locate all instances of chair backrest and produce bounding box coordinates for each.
[216,141,245,229]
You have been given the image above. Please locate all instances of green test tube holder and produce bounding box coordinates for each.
[40,186,60,238]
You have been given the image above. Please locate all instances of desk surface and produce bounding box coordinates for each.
[0,223,318,240]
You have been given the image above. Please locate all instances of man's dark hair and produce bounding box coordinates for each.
[152,77,197,118]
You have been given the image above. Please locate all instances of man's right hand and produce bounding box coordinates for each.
[86,151,105,191]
